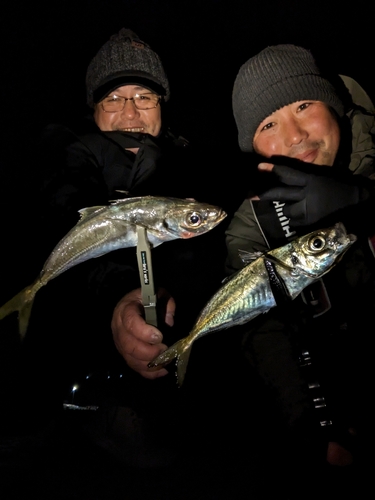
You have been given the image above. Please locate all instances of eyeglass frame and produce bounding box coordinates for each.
[100,92,162,112]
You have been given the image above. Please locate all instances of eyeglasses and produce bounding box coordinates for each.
[100,93,162,112]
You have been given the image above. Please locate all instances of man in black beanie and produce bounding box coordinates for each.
[226,44,375,468]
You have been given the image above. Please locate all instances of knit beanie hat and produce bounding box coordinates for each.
[86,28,170,107]
[232,44,345,152]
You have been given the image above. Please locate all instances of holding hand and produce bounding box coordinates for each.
[254,162,371,228]
[111,287,176,379]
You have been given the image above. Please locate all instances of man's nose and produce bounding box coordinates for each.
[120,99,140,118]
[284,118,308,146]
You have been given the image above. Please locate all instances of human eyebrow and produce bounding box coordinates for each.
[133,86,154,93]
[104,94,123,100]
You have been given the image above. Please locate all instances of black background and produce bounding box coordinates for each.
[2,0,374,169]
[0,3,374,497]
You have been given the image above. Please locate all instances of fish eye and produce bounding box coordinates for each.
[187,212,202,227]
[309,235,326,250]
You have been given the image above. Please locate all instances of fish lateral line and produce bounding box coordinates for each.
[0,196,226,340]
[148,223,357,388]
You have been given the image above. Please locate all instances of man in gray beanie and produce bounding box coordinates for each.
[84,27,170,139]
[86,28,170,108]
[225,44,375,469]
[7,27,226,467]
[232,44,345,154]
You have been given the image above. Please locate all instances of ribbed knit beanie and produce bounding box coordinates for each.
[232,44,345,152]
[86,28,170,107]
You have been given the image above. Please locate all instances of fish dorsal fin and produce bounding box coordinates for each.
[78,206,105,220]
[108,195,155,205]
[77,196,150,220]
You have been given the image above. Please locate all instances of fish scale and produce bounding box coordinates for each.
[149,222,357,387]
[0,195,226,339]
[192,260,276,338]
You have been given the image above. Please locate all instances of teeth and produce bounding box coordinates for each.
[123,128,144,132]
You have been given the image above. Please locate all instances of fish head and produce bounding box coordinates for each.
[286,222,357,279]
[162,199,227,239]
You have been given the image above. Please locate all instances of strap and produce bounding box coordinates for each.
[263,257,291,305]
[136,226,158,326]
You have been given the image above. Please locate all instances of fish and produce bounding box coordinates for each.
[0,195,226,339]
[148,222,357,387]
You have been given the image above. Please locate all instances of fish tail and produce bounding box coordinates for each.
[0,284,37,339]
[148,337,193,387]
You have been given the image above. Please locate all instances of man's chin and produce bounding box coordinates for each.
[313,154,335,167]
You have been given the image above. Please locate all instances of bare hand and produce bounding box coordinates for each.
[111,287,176,379]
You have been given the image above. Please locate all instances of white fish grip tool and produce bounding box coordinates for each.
[136,226,158,327]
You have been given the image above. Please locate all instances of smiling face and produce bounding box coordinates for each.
[253,100,341,166]
[93,84,162,136]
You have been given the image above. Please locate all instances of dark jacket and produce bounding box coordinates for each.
[223,77,375,448]
[0,114,228,424]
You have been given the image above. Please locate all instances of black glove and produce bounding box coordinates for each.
[252,161,374,248]
[257,163,371,227]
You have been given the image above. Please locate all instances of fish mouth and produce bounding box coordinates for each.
[216,209,227,223]
[331,222,357,265]
[334,222,357,245]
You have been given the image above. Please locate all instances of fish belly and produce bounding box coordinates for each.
[41,225,137,281]
[191,259,276,340]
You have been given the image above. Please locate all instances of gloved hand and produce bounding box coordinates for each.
[256,162,372,228]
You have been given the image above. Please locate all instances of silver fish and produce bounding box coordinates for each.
[149,222,356,387]
[0,196,227,339]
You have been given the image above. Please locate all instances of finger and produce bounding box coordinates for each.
[155,288,175,327]
[140,368,169,379]
[282,199,308,222]
[164,296,176,327]
[124,342,169,378]
[125,356,169,379]
[258,186,306,202]
[258,162,274,172]
[113,300,163,344]
[121,335,168,360]
[272,165,308,186]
